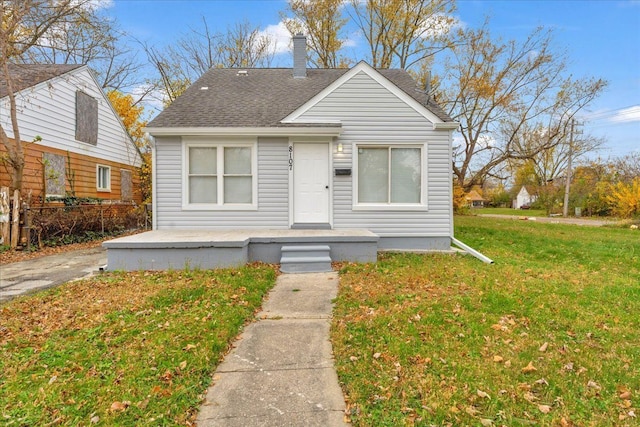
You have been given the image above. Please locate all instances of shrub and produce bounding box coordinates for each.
[606,177,640,218]
[28,203,145,247]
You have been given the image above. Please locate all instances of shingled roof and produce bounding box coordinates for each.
[148,65,452,128]
[0,64,83,99]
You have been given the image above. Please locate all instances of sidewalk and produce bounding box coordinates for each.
[196,272,350,427]
[0,247,106,303]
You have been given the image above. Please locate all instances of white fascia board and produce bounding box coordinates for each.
[281,61,445,125]
[433,122,460,130]
[144,126,343,137]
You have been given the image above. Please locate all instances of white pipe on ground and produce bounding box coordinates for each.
[451,237,494,264]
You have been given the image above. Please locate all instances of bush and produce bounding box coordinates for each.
[28,204,145,248]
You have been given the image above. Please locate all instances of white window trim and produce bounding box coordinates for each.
[96,164,111,192]
[182,138,258,210]
[352,143,428,211]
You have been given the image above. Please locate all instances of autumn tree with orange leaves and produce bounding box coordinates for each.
[107,90,152,204]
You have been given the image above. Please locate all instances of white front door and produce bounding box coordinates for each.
[293,143,330,225]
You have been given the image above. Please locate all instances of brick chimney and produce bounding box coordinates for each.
[293,33,306,78]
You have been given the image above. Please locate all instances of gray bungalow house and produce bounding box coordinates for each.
[104,35,464,271]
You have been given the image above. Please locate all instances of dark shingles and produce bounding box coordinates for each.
[0,64,84,99]
[148,66,453,128]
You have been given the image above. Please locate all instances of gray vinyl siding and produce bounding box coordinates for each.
[298,71,452,237]
[155,137,289,229]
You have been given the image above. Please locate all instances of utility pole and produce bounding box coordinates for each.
[563,118,575,218]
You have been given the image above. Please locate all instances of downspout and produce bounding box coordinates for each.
[451,237,494,264]
[439,121,493,264]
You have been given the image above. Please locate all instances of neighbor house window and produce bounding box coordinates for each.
[185,142,256,208]
[43,152,66,197]
[356,145,423,206]
[76,91,98,145]
[97,165,111,191]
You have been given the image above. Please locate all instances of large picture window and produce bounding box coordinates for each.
[185,142,256,208]
[356,145,423,206]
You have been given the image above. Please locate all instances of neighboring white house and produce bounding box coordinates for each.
[514,185,538,209]
[104,35,462,271]
[0,64,142,202]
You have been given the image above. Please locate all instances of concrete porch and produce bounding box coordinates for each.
[103,229,379,271]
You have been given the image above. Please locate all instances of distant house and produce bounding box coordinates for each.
[104,34,462,271]
[465,190,486,208]
[0,64,142,203]
[514,185,538,209]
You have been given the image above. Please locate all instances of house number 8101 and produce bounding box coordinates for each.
[289,146,293,170]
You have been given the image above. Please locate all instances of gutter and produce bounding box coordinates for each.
[451,237,494,264]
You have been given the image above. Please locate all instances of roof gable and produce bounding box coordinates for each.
[147,63,452,130]
[0,64,83,99]
[281,61,446,125]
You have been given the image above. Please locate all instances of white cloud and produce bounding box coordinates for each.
[609,105,640,123]
[259,21,293,55]
[419,14,465,38]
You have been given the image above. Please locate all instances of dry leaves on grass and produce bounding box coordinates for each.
[0,272,181,348]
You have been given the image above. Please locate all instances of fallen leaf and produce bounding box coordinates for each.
[620,391,632,399]
[493,355,504,363]
[534,378,549,386]
[373,352,381,359]
[179,360,187,370]
[524,391,538,402]
[539,342,549,352]
[90,415,100,424]
[629,410,636,418]
[137,398,150,410]
[48,375,57,385]
[110,401,127,412]
[587,380,601,390]
[183,343,197,351]
[522,361,537,373]
[349,356,359,362]
[480,419,494,426]
[538,404,552,414]
[465,406,478,416]
[563,362,574,371]
[477,389,491,399]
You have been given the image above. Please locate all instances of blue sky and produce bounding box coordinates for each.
[108,0,640,159]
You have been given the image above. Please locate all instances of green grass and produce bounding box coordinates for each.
[0,265,277,426]
[332,216,640,426]
[473,207,547,217]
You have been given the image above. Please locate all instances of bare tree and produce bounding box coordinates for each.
[145,18,276,107]
[349,0,457,69]
[18,4,145,93]
[1,0,93,193]
[434,23,607,190]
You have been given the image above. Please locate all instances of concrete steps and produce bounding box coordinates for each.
[280,245,332,273]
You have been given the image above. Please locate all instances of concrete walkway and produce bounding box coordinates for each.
[196,272,350,427]
[0,247,106,303]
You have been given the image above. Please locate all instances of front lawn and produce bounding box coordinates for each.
[473,207,547,217]
[332,216,639,426]
[0,265,277,426]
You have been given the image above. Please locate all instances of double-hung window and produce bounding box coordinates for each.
[355,145,425,208]
[185,141,256,209]
[97,165,111,192]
